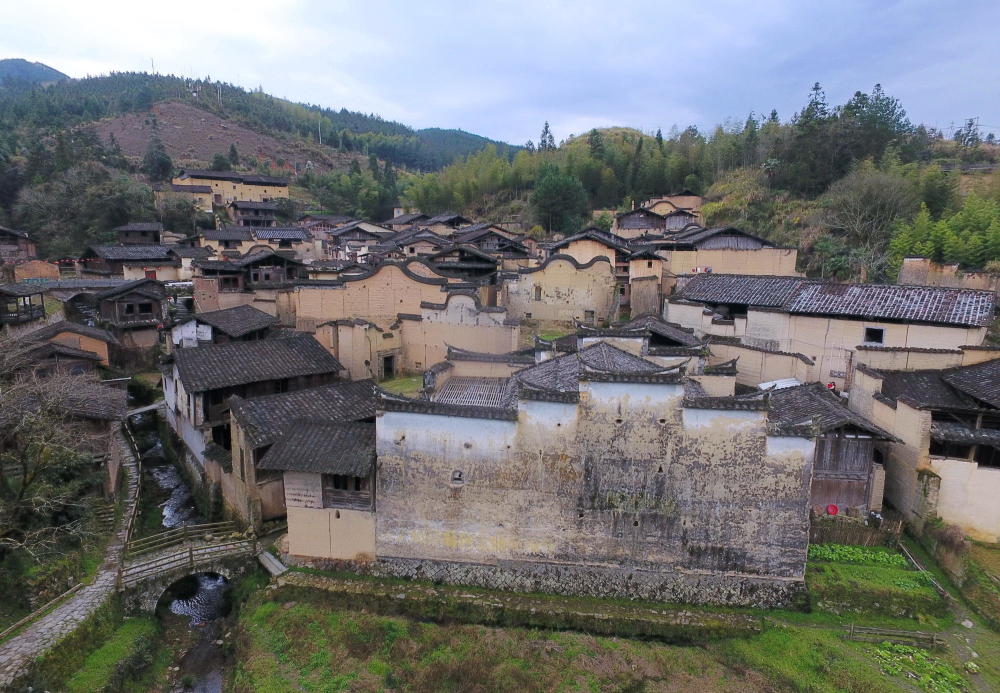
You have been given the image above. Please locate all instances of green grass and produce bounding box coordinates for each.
[230,584,971,693]
[63,617,158,693]
[537,329,571,341]
[378,375,423,396]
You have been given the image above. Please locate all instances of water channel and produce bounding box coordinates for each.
[130,412,230,693]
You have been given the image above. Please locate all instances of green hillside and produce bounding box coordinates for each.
[0,70,515,172]
[0,58,68,85]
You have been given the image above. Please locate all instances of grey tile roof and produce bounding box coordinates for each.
[930,421,1000,447]
[94,278,165,301]
[0,380,127,425]
[877,370,978,410]
[620,314,703,347]
[193,304,278,338]
[0,224,29,239]
[786,282,996,328]
[113,222,163,232]
[0,282,45,297]
[28,341,103,361]
[253,227,309,241]
[173,333,343,392]
[230,379,376,448]
[257,420,375,475]
[86,245,175,261]
[941,359,1000,408]
[169,246,214,259]
[178,169,287,185]
[766,383,891,437]
[230,201,278,210]
[677,274,807,308]
[203,228,254,241]
[432,377,517,408]
[516,342,664,393]
[26,320,119,345]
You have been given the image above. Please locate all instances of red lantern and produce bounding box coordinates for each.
[826,504,839,516]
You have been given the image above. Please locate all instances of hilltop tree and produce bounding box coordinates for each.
[210,153,232,171]
[140,135,172,182]
[228,143,240,166]
[539,122,556,151]
[531,164,588,232]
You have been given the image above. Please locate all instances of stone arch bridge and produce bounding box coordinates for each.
[117,523,260,612]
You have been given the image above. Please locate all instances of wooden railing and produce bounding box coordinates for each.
[121,420,144,544]
[0,584,84,642]
[124,521,237,559]
[118,538,256,587]
[845,624,943,648]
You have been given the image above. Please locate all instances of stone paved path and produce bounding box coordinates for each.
[0,430,139,689]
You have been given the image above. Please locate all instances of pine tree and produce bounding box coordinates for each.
[141,136,172,182]
[539,122,556,151]
[228,143,240,166]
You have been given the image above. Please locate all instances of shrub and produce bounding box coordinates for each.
[808,543,908,567]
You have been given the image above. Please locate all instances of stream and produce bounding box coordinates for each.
[130,412,230,693]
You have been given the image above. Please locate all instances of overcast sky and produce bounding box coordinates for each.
[2,0,998,144]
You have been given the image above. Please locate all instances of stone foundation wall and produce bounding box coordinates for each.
[296,555,805,609]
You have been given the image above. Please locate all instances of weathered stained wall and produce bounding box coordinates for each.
[373,381,813,606]
[899,257,1000,292]
[668,302,989,390]
[285,471,376,559]
[294,264,457,331]
[928,458,1000,543]
[503,257,617,325]
[663,248,799,277]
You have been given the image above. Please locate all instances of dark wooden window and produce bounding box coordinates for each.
[864,327,885,344]
[321,473,372,510]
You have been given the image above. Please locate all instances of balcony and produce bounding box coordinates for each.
[0,305,45,324]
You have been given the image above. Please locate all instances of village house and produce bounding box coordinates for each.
[422,212,475,235]
[642,190,705,217]
[667,274,997,390]
[382,212,430,230]
[170,304,278,349]
[162,333,345,480]
[226,379,375,527]
[80,245,180,280]
[767,382,893,515]
[611,208,667,239]
[275,339,821,607]
[25,320,118,367]
[312,290,520,380]
[0,225,37,261]
[114,222,162,245]
[172,169,288,206]
[848,356,1000,542]
[0,282,47,331]
[502,254,618,326]
[228,201,279,228]
[319,220,393,263]
[200,227,257,254]
[169,246,215,281]
[0,259,61,283]
[641,225,799,277]
[89,278,169,353]
[191,250,306,315]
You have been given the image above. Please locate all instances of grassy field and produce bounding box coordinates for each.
[228,583,973,693]
[378,375,423,397]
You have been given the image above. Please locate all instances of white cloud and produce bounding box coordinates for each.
[1,0,997,142]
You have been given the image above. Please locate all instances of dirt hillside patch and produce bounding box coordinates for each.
[90,101,360,174]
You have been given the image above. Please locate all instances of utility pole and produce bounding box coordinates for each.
[318,115,322,145]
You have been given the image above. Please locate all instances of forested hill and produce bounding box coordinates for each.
[0,71,516,171]
[407,86,1000,282]
[0,59,68,85]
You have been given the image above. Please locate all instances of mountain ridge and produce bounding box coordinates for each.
[0,58,69,85]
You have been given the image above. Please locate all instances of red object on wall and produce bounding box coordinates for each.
[826,504,839,515]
